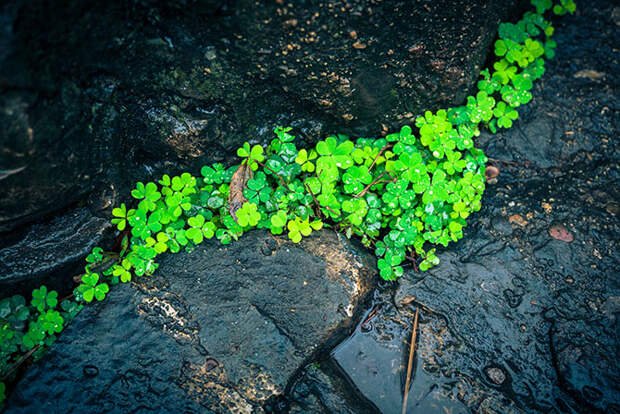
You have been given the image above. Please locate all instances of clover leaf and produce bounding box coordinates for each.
[295,149,318,172]
[501,84,531,107]
[237,142,265,171]
[316,136,354,182]
[201,163,231,184]
[531,0,552,14]
[269,210,288,235]
[419,249,440,271]
[553,0,576,15]
[442,151,467,175]
[287,216,314,243]
[493,101,520,129]
[185,215,217,244]
[477,69,501,95]
[466,91,495,123]
[342,166,372,194]
[39,310,64,335]
[244,172,273,204]
[112,262,132,283]
[492,59,517,85]
[236,202,261,228]
[78,273,109,303]
[111,203,134,231]
[382,180,416,211]
[377,248,405,280]
[131,182,161,211]
[31,286,58,313]
[0,295,30,330]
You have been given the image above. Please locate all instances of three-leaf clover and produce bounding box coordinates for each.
[111,203,133,231]
[287,216,321,243]
[382,180,416,211]
[31,286,58,312]
[78,273,109,303]
[112,262,132,283]
[493,101,519,129]
[316,136,354,182]
[342,166,372,194]
[236,202,261,227]
[185,215,216,244]
[295,149,318,172]
[442,151,467,175]
[131,182,161,211]
[269,210,288,235]
[244,172,273,204]
[237,142,265,171]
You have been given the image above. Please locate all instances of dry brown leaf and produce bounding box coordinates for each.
[228,163,253,222]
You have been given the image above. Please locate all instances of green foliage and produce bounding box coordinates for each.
[1,289,83,403]
[77,273,109,303]
[0,0,572,404]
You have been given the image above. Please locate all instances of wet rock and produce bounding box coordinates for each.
[5,230,377,413]
[485,367,507,385]
[0,208,111,295]
[289,363,377,414]
[325,2,620,412]
[329,290,524,414]
[0,0,520,231]
[0,0,520,289]
[0,1,118,232]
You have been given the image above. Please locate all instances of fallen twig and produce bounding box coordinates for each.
[354,171,395,198]
[256,161,292,192]
[368,144,393,172]
[304,183,324,220]
[1,345,40,381]
[402,308,419,414]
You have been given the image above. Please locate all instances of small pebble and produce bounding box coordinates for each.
[205,357,219,372]
[83,365,99,377]
[549,224,573,242]
[485,367,506,385]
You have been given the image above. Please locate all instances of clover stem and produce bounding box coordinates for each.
[256,161,292,192]
[406,249,419,273]
[353,171,396,198]
[304,183,324,220]
[368,144,393,172]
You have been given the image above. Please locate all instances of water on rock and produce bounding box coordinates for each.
[4,231,376,413]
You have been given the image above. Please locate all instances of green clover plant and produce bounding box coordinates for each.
[0,0,575,405]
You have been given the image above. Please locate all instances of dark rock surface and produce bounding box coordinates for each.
[0,0,517,235]
[309,2,619,413]
[5,230,377,413]
[0,208,112,296]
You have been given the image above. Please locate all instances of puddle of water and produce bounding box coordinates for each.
[331,305,470,414]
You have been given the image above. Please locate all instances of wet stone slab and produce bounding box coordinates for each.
[291,1,620,412]
[4,230,377,413]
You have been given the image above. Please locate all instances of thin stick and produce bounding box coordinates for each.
[1,345,40,381]
[304,183,324,220]
[368,144,393,172]
[402,308,419,414]
[354,171,396,198]
[256,161,292,191]
[487,157,518,166]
